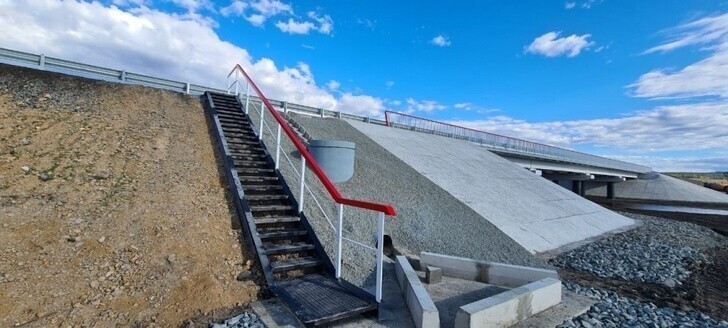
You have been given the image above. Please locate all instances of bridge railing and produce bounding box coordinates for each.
[228,65,395,302]
[384,111,651,174]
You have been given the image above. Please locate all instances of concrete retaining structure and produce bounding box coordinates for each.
[585,173,728,204]
[347,120,635,253]
[395,256,439,328]
[455,278,562,328]
[420,252,559,288]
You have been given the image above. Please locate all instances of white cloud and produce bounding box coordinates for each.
[565,0,603,9]
[429,35,451,47]
[0,0,340,110]
[326,80,340,90]
[221,0,292,27]
[170,0,212,13]
[454,102,472,110]
[275,18,315,34]
[605,155,728,173]
[406,98,446,113]
[220,0,248,16]
[301,44,314,50]
[631,13,728,99]
[449,102,728,152]
[385,81,394,88]
[335,93,385,116]
[524,31,594,57]
[307,11,333,35]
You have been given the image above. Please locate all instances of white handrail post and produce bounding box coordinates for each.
[244,83,250,115]
[335,204,344,279]
[258,101,265,140]
[275,123,282,170]
[226,75,231,94]
[234,70,239,95]
[298,157,306,213]
[375,211,385,303]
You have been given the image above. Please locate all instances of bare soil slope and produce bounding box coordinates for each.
[0,65,258,327]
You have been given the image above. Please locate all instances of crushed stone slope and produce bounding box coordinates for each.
[585,173,728,203]
[0,65,257,327]
[283,113,546,277]
[345,119,635,254]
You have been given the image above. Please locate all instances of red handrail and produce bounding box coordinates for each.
[230,65,396,216]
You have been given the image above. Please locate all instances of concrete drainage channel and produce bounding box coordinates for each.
[395,252,570,328]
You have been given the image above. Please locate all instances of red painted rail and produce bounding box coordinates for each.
[231,65,396,216]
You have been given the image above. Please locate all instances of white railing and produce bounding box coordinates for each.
[385,111,652,174]
[227,65,394,302]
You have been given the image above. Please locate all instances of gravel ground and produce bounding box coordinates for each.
[247,110,545,286]
[558,282,728,328]
[210,311,264,328]
[551,212,726,286]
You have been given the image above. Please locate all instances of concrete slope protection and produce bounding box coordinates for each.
[585,173,728,204]
[285,113,546,277]
[346,120,635,253]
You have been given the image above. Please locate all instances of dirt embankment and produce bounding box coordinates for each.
[0,65,259,327]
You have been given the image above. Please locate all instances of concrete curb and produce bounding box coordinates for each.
[394,256,439,328]
[420,252,559,288]
[455,278,562,328]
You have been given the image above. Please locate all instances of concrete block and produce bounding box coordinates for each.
[425,266,442,284]
[454,278,562,328]
[420,252,558,288]
[394,256,439,328]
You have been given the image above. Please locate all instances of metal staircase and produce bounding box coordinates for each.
[203,91,381,326]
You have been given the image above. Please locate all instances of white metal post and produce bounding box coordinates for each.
[244,83,250,115]
[298,157,306,213]
[39,54,45,69]
[234,70,239,95]
[275,124,281,170]
[335,204,344,279]
[258,101,265,140]
[226,75,231,94]
[375,212,385,303]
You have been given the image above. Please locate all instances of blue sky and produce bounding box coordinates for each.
[1,0,727,171]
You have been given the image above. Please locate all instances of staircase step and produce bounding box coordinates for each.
[256,216,300,224]
[225,132,258,140]
[216,109,245,116]
[236,167,275,174]
[251,204,292,212]
[217,113,248,121]
[246,194,288,201]
[234,160,269,167]
[230,153,266,159]
[264,242,315,255]
[270,257,320,273]
[228,140,261,146]
[240,176,279,182]
[258,229,307,240]
[243,184,283,191]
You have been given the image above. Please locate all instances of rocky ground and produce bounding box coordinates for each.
[0,64,260,327]
[551,212,728,327]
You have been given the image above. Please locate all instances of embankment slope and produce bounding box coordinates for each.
[0,65,257,327]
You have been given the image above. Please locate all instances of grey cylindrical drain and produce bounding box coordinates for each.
[308,140,355,183]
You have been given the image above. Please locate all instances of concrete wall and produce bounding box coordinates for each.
[585,173,728,204]
[420,252,559,288]
[455,278,562,328]
[346,120,635,253]
[395,256,439,328]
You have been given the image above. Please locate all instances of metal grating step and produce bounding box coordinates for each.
[256,216,300,224]
[251,204,292,212]
[275,274,378,326]
[259,229,307,240]
[271,257,320,273]
[264,242,315,255]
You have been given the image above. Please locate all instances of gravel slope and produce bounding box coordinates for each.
[264,113,545,286]
[0,65,258,327]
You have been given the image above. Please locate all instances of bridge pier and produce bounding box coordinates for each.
[571,180,583,196]
[607,182,615,199]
